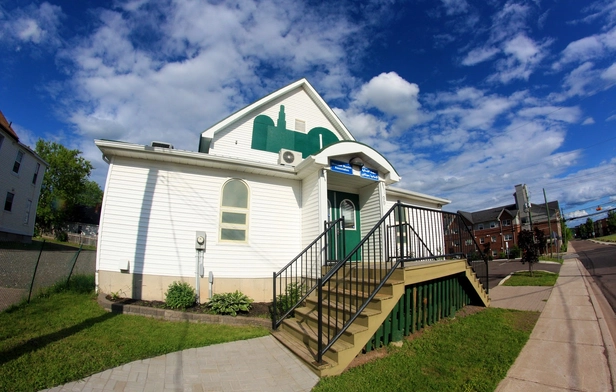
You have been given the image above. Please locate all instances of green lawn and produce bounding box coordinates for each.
[314,308,539,392]
[597,233,616,242]
[0,276,269,392]
[539,255,563,264]
[503,271,558,286]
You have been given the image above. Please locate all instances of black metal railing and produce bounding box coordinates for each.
[314,201,488,363]
[272,218,345,329]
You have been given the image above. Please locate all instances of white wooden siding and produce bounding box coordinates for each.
[301,170,320,247]
[359,183,381,239]
[209,88,344,163]
[0,134,45,237]
[97,157,302,279]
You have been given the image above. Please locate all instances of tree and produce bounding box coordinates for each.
[534,227,547,255]
[585,218,594,238]
[607,210,616,234]
[35,140,101,236]
[518,229,539,276]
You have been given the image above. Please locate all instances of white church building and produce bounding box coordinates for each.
[94,78,450,302]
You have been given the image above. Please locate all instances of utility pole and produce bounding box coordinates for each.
[543,188,554,258]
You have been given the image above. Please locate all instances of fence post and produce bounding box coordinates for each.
[28,240,45,303]
[272,272,277,329]
[66,245,83,285]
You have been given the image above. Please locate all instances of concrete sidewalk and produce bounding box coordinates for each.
[495,243,616,391]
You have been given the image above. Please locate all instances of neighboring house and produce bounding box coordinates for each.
[0,110,47,242]
[95,78,450,302]
[459,184,562,257]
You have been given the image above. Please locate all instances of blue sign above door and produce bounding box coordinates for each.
[330,159,379,181]
[330,160,353,175]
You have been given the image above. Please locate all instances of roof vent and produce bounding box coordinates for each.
[151,141,174,149]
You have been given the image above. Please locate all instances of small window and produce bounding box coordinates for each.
[13,150,24,174]
[479,238,484,244]
[490,222,496,228]
[32,163,40,184]
[477,224,484,230]
[4,192,14,211]
[503,219,511,226]
[24,200,32,224]
[295,119,306,133]
[219,179,249,242]
[491,236,497,243]
[340,199,356,230]
[504,234,513,241]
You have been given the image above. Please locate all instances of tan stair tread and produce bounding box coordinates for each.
[293,307,368,334]
[271,330,337,370]
[305,298,381,317]
[322,286,393,300]
[281,318,355,352]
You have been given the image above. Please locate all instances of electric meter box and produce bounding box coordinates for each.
[195,231,206,251]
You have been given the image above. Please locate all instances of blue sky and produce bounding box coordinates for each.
[1,0,615,226]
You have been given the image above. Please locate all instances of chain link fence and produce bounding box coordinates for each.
[0,241,96,312]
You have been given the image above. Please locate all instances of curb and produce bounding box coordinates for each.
[579,260,616,390]
[97,292,272,330]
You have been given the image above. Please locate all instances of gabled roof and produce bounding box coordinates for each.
[201,78,355,141]
[459,204,518,224]
[0,110,19,141]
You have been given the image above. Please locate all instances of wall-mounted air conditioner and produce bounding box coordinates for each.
[278,149,302,166]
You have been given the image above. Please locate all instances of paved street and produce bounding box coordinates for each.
[574,240,616,313]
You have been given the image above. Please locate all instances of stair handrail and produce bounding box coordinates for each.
[316,202,489,363]
[272,217,345,329]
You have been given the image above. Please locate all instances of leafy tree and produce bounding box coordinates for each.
[607,210,616,234]
[585,218,594,238]
[518,229,539,276]
[534,227,547,255]
[35,140,101,236]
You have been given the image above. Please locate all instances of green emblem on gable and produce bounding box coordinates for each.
[251,105,338,158]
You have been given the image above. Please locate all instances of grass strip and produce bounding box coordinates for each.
[314,308,538,392]
[539,255,564,264]
[503,271,558,286]
[0,276,269,392]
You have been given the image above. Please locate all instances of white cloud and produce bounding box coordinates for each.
[461,46,499,65]
[607,114,616,121]
[601,62,616,81]
[517,106,582,123]
[0,2,63,48]
[353,72,429,133]
[441,0,469,16]
[488,34,551,84]
[582,117,595,125]
[553,26,616,70]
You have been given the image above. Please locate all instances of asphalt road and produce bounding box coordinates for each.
[574,239,616,313]
[486,257,562,290]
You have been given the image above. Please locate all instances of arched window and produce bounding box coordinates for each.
[220,179,249,242]
[340,199,356,230]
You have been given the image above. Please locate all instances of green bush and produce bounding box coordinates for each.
[208,291,253,316]
[165,281,196,310]
[275,282,302,319]
[509,245,521,259]
[55,230,68,242]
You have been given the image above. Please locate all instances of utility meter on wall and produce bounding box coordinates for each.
[195,231,206,251]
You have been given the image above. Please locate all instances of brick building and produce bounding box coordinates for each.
[458,184,561,257]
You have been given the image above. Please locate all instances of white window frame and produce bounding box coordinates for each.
[24,199,32,224]
[504,234,513,241]
[4,192,15,212]
[32,163,40,185]
[491,236,497,243]
[490,222,496,228]
[503,219,511,226]
[13,150,24,174]
[477,224,484,230]
[219,179,250,243]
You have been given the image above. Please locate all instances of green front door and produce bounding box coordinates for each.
[328,191,361,261]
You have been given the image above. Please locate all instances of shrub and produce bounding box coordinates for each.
[509,245,521,259]
[55,230,68,242]
[208,291,253,316]
[275,282,302,319]
[165,281,196,310]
